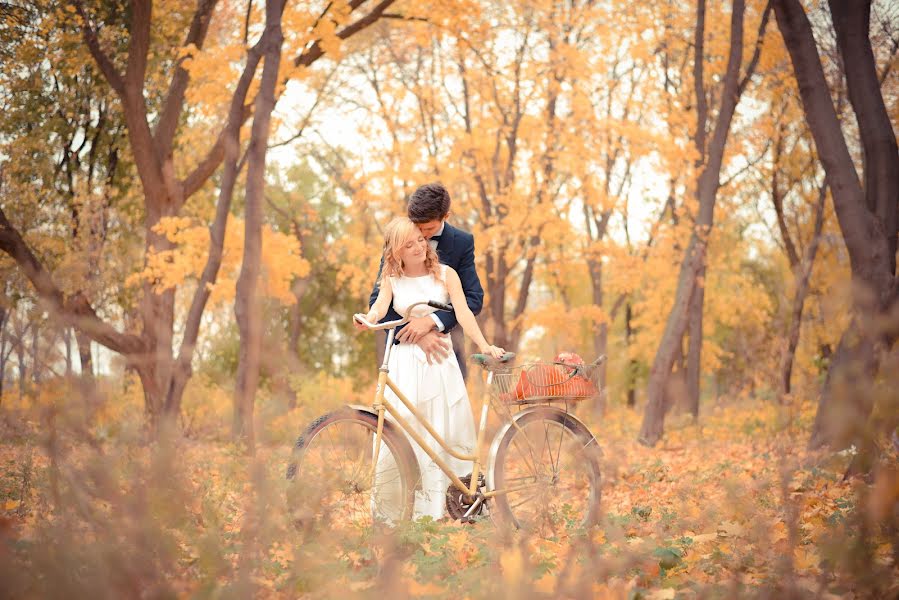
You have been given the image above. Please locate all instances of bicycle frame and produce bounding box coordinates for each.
[363,321,533,501]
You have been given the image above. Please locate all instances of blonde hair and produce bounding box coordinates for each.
[380,217,443,285]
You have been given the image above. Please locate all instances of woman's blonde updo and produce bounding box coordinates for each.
[380,217,443,286]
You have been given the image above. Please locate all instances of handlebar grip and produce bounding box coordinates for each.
[427,300,453,311]
[470,352,516,366]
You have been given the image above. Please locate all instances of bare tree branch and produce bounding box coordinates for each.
[0,207,145,356]
[293,0,397,68]
[72,0,125,96]
[268,68,336,148]
[180,104,252,197]
[738,0,774,96]
[154,0,219,153]
[124,0,152,94]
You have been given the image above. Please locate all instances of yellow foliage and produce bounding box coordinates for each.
[126,215,309,306]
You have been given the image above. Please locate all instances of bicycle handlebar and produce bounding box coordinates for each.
[353,300,453,331]
[427,300,453,312]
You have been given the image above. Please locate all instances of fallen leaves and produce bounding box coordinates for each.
[0,397,896,598]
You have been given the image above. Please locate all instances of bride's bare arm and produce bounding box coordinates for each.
[444,268,504,358]
[365,278,393,322]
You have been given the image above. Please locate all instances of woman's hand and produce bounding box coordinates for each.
[353,311,377,331]
[481,344,506,359]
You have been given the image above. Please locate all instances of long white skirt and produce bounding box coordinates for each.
[373,339,476,521]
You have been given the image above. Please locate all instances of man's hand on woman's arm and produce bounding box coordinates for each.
[396,315,437,343]
[415,330,451,365]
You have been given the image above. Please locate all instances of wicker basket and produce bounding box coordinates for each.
[491,361,602,404]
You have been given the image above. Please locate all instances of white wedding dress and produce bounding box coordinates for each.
[374,266,476,521]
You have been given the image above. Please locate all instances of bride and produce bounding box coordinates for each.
[358,217,505,520]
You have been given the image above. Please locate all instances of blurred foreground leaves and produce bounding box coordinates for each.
[0,387,897,598]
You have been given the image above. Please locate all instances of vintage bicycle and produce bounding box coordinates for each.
[286,300,604,532]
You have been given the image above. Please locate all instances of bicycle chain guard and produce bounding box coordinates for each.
[446,473,487,522]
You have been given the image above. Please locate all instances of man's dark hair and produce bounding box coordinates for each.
[407,183,451,223]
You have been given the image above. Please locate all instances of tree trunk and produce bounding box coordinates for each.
[589,259,609,409]
[682,0,708,420]
[641,237,703,443]
[233,0,285,453]
[143,290,175,423]
[664,342,687,415]
[14,317,26,398]
[640,0,765,445]
[30,321,40,385]
[286,300,303,409]
[162,28,268,421]
[685,266,704,417]
[16,341,26,398]
[64,327,72,376]
[774,0,898,450]
[135,364,165,434]
[810,320,879,450]
[625,302,636,408]
[488,254,510,350]
[778,184,826,401]
[76,330,94,383]
[638,0,767,446]
[0,306,7,405]
[829,0,898,269]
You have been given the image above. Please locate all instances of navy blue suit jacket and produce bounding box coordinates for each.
[368,222,484,333]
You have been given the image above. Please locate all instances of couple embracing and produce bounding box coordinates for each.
[356,183,504,521]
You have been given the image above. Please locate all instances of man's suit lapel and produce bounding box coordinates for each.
[436,222,456,264]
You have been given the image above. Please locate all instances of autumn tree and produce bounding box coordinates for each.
[768,110,829,403]
[319,0,624,355]
[262,163,378,381]
[639,0,773,445]
[0,1,132,396]
[560,3,660,395]
[0,0,398,435]
[231,0,284,451]
[773,0,899,457]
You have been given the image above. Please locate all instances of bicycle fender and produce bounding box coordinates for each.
[485,406,600,493]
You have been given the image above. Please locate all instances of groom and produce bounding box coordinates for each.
[369,182,484,378]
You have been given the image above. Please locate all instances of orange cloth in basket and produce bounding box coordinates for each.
[510,364,597,402]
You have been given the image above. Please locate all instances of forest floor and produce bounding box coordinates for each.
[0,389,897,599]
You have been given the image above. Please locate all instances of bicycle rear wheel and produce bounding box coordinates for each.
[286,408,419,529]
[490,406,601,532]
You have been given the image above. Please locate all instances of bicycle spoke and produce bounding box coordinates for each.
[542,420,558,476]
[294,413,413,527]
[510,434,540,478]
[554,421,565,477]
[502,474,540,483]
[508,494,539,511]
[494,410,601,532]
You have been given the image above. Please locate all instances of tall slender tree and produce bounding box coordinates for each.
[640,0,774,445]
[773,0,898,454]
[232,0,286,452]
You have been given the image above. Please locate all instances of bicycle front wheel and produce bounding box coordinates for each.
[490,406,601,532]
[286,408,419,529]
